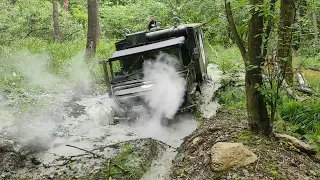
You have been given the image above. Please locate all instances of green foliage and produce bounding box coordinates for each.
[98,143,152,180]
[100,0,172,38]
[295,55,320,72]
[218,86,246,113]
[304,125,320,151]
[303,69,320,94]
[279,97,320,151]
[280,98,320,133]
[206,45,244,74]
[0,0,84,45]
[0,37,117,91]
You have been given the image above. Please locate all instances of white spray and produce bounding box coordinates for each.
[142,52,186,120]
[1,50,98,152]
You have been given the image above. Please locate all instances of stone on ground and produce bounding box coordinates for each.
[211,142,257,171]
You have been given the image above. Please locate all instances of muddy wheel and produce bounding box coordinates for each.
[191,91,201,114]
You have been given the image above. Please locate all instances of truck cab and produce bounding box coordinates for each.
[100,24,208,122]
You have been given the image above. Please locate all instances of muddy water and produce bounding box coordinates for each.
[0,64,221,179]
[141,63,222,180]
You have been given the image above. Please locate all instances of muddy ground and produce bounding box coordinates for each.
[0,64,221,179]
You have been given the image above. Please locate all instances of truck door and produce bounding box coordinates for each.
[198,29,207,69]
[195,28,207,82]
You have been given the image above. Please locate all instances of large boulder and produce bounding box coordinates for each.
[211,142,257,171]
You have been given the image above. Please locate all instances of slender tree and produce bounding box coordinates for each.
[277,0,296,84]
[63,0,69,12]
[312,0,319,44]
[85,0,99,58]
[225,0,271,136]
[52,0,61,41]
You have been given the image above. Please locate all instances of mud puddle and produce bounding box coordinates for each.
[0,64,221,179]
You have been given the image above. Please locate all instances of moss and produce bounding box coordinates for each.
[95,140,158,180]
[237,130,253,142]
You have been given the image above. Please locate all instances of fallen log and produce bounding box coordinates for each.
[295,72,313,95]
[282,80,304,101]
[295,87,313,96]
[296,72,306,87]
[274,133,317,156]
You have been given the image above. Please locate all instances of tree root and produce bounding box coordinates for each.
[274,133,317,156]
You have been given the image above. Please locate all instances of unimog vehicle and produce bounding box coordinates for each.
[99,23,208,123]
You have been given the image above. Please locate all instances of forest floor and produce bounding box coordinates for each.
[170,85,320,180]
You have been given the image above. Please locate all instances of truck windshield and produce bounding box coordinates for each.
[110,55,145,82]
[109,48,182,83]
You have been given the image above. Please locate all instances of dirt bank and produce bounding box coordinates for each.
[170,109,320,180]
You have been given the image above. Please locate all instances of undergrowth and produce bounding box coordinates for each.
[294,55,320,71]
[96,141,156,180]
[0,38,116,91]
[206,44,244,74]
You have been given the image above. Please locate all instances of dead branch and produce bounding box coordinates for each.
[93,138,177,152]
[282,80,304,101]
[295,71,313,95]
[66,145,102,158]
[301,73,309,87]
[43,153,91,168]
[308,67,320,72]
[295,87,313,95]
[275,133,317,156]
[296,71,306,87]
[254,154,260,172]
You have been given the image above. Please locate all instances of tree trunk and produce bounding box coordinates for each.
[52,0,61,41]
[225,1,247,61]
[63,0,69,12]
[312,9,319,44]
[262,0,277,59]
[85,0,99,59]
[225,0,271,136]
[294,0,307,50]
[277,0,295,84]
[246,0,271,135]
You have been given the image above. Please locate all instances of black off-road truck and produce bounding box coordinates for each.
[99,24,208,123]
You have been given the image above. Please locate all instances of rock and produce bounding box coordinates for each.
[274,133,317,155]
[189,156,197,163]
[211,142,257,171]
[192,137,204,146]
